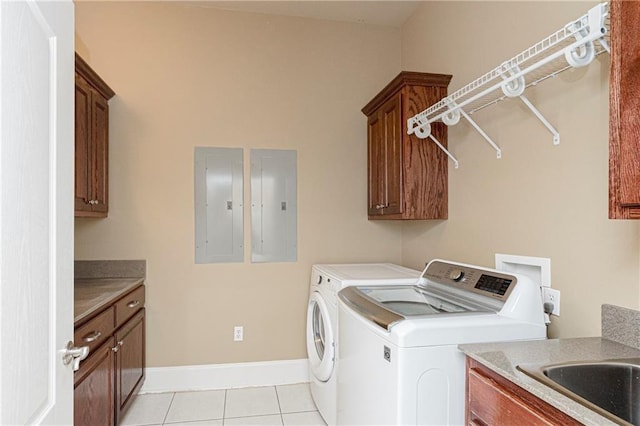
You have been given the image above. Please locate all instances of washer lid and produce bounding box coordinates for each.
[339,285,493,331]
[361,286,475,316]
[313,263,420,284]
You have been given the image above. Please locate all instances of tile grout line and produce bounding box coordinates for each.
[222,388,227,422]
[161,393,176,425]
[274,385,284,426]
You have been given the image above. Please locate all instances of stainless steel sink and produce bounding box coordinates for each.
[517,358,640,426]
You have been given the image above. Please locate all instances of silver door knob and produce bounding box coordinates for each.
[62,341,89,371]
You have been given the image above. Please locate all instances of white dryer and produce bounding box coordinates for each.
[306,263,420,425]
[337,259,547,425]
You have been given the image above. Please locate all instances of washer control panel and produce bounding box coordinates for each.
[423,260,517,302]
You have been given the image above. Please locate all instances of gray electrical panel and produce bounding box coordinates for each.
[194,147,243,263]
[250,149,297,263]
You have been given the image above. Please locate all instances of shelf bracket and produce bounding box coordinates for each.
[408,117,460,169]
[498,64,560,145]
[428,134,459,169]
[518,95,560,145]
[458,108,502,159]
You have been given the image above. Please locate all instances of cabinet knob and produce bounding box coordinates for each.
[111,345,119,353]
[375,204,388,210]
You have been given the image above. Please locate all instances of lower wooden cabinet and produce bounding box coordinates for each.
[466,357,579,426]
[115,309,145,421]
[74,337,116,426]
[75,285,145,426]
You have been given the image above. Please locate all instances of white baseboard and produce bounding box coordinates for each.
[140,358,309,394]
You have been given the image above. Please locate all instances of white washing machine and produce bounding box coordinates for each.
[306,263,421,425]
[337,259,547,425]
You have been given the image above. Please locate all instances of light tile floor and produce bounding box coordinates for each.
[120,383,326,426]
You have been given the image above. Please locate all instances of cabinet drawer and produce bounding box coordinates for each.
[115,285,145,328]
[74,307,115,355]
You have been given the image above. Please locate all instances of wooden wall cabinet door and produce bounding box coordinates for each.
[114,309,146,424]
[75,53,114,218]
[363,72,452,220]
[609,0,640,219]
[74,337,116,426]
[368,95,402,216]
[466,358,580,426]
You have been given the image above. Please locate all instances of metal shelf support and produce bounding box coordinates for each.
[459,108,502,159]
[518,95,560,145]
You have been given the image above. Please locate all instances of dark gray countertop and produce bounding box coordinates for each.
[74,259,146,324]
[75,277,144,324]
[459,337,640,426]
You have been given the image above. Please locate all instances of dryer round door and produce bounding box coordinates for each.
[306,292,335,382]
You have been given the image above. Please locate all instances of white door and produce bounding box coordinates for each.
[0,0,75,424]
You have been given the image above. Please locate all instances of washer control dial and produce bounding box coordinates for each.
[449,269,465,282]
[317,275,323,285]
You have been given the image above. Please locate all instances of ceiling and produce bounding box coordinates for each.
[191,1,424,28]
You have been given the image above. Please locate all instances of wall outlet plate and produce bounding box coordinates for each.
[234,326,243,341]
[542,287,561,316]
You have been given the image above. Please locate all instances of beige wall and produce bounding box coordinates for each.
[74,2,403,367]
[76,1,640,368]
[400,1,640,338]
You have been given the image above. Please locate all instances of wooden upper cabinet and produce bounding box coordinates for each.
[609,0,640,219]
[363,71,452,220]
[75,53,115,218]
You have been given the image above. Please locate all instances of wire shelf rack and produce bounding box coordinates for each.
[406,2,610,168]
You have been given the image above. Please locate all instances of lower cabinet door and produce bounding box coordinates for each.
[74,337,116,426]
[115,309,145,423]
[466,358,580,426]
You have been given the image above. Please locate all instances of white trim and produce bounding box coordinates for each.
[495,253,551,287]
[140,359,309,394]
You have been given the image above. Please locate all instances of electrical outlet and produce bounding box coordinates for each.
[234,326,243,341]
[542,288,561,316]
